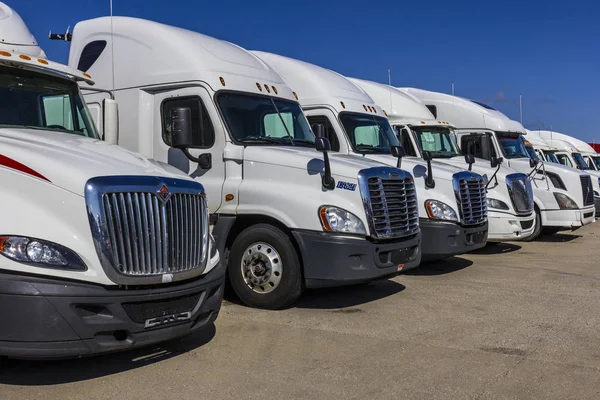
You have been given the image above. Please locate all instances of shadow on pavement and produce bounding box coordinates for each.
[294,279,405,310]
[0,324,216,386]
[471,242,522,255]
[535,233,582,243]
[403,257,473,276]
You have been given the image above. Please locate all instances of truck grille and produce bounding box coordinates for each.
[452,172,487,225]
[358,167,419,239]
[85,176,209,285]
[581,175,594,206]
[506,173,534,215]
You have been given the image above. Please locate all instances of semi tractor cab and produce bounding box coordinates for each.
[66,17,422,310]
[523,130,560,163]
[251,51,488,260]
[349,80,534,242]
[0,3,222,359]
[404,88,595,239]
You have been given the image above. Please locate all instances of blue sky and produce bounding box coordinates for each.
[15,0,600,142]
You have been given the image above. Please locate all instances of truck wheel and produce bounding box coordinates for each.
[228,224,303,310]
[522,207,542,242]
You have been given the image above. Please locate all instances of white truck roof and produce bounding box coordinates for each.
[532,130,597,154]
[400,87,526,134]
[347,78,452,128]
[250,51,384,116]
[0,2,45,58]
[523,129,554,150]
[69,17,294,101]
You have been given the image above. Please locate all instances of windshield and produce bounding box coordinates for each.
[572,152,590,170]
[411,126,461,158]
[524,145,539,161]
[0,67,99,138]
[216,92,315,146]
[543,151,559,164]
[496,132,529,159]
[338,112,399,154]
[590,156,600,170]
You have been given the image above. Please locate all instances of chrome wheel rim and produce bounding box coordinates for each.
[240,242,282,294]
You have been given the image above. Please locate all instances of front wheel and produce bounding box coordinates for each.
[522,208,542,242]
[228,224,303,309]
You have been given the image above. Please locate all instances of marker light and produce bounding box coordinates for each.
[340,101,345,109]
[83,73,92,79]
[363,105,368,111]
[272,86,278,94]
[293,91,298,100]
[264,84,270,93]
[37,58,48,65]
[19,54,31,60]
[0,51,11,57]
[219,77,226,86]
[256,82,262,91]
[421,121,426,124]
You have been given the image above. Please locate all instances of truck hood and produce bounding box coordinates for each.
[0,128,189,196]
[242,146,390,179]
[356,154,465,182]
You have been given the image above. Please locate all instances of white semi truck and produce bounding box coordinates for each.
[251,51,489,260]
[65,17,422,309]
[404,88,596,239]
[349,80,536,242]
[0,3,222,359]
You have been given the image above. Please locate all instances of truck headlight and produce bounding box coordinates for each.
[553,193,578,210]
[424,200,458,222]
[0,236,86,271]
[319,206,366,235]
[487,198,509,210]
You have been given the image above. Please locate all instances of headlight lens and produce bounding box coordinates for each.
[487,198,509,210]
[0,236,86,270]
[424,200,458,221]
[553,193,578,209]
[319,206,366,234]
[209,234,217,259]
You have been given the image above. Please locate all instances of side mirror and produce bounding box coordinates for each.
[422,150,433,161]
[315,137,331,152]
[464,153,475,171]
[171,107,194,149]
[390,145,405,169]
[491,156,503,169]
[311,123,325,138]
[102,98,118,145]
[529,158,538,168]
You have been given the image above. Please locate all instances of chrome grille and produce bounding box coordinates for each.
[358,167,419,239]
[581,175,594,206]
[452,171,487,225]
[85,176,209,285]
[506,173,534,215]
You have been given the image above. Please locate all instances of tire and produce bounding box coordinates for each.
[522,207,542,242]
[227,224,303,310]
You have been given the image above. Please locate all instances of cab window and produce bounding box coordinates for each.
[460,134,497,160]
[306,115,340,151]
[162,96,215,148]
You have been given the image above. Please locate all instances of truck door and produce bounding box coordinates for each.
[80,90,112,138]
[152,87,227,213]
[304,111,342,152]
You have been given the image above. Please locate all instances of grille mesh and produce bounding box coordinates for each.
[103,192,206,276]
[364,174,419,239]
[455,174,487,225]
[581,175,594,206]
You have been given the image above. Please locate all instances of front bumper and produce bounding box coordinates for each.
[595,198,600,216]
[541,206,596,229]
[0,265,225,360]
[420,220,488,261]
[487,211,536,242]
[293,230,421,289]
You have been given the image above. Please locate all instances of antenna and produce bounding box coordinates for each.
[452,81,455,96]
[109,0,116,93]
[519,93,523,125]
[388,67,392,114]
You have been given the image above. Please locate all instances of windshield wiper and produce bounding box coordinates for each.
[289,138,316,146]
[355,144,388,153]
[238,136,280,144]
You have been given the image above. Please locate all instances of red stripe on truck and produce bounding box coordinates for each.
[0,154,50,182]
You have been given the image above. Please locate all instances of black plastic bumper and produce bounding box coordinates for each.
[293,230,421,289]
[420,220,488,261]
[0,265,225,360]
[595,198,600,216]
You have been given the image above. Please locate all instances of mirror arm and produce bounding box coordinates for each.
[425,159,435,189]
[322,152,335,190]
[181,148,212,170]
[485,163,502,190]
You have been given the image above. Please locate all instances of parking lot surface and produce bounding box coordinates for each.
[1,223,600,400]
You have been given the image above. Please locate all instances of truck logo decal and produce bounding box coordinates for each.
[145,311,192,328]
[336,181,357,191]
[157,184,172,202]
